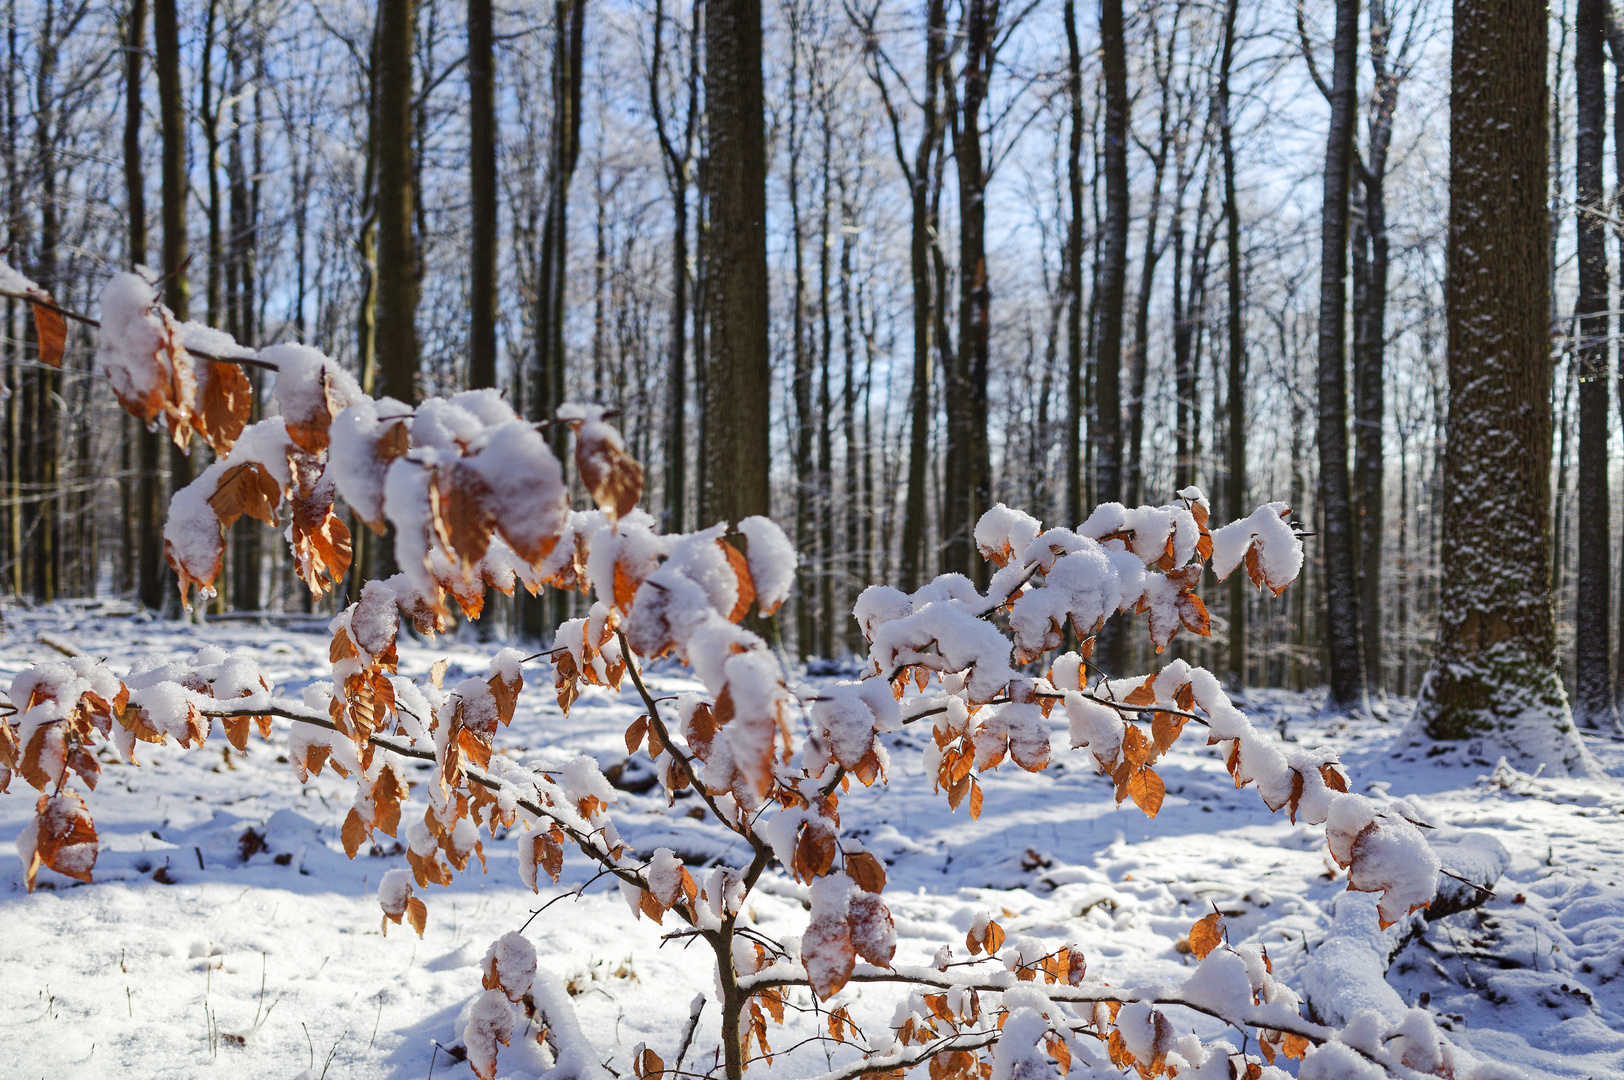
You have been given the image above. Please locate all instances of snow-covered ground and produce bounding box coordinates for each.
[3,600,1622,1079]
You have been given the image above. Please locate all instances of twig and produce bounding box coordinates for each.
[673,994,706,1075]
[0,287,279,371]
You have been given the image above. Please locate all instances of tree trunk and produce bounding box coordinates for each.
[899,0,946,591]
[787,5,813,652]
[155,0,190,608]
[1606,9,1624,703]
[1412,0,1591,774]
[468,0,497,390]
[125,0,164,610]
[650,0,699,533]
[375,0,419,406]
[817,108,835,656]
[1353,0,1400,701]
[1315,0,1365,712]
[1574,0,1618,728]
[1064,0,1084,529]
[942,0,997,583]
[1126,15,1173,510]
[699,0,771,537]
[1093,0,1129,671]
[1220,0,1247,688]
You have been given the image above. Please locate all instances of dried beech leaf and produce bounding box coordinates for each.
[210,462,282,529]
[720,538,756,623]
[194,360,252,454]
[1188,912,1224,959]
[32,301,65,370]
[575,423,643,524]
[1126,767,1165,817]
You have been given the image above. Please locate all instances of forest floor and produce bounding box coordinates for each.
[1,599,1622,1080]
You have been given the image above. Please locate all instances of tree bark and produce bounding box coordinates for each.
[1352,0,1401,700]
[650,0,700,533]
[1574,0,1618,728]
[1315,0,1366,711]
[1220,0,1247,688]
[375,0,419,407]
[897,0,946,590]
[787,4,813,653]
[1063,0,1084,529]
[155,0,190,609]
[1412,0,1591,774]
[468,0,498,390]
[1093,0,1129,672]
[698,0,771,534]
[942,0,998,582]
[125,0,164,611]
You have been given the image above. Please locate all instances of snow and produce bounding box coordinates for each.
[97,272,184,420]
[2,607,1622,1079]
[328,396,411,529]
[737,516,796,616]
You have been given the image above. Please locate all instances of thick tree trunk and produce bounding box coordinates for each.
[1412,0,1591,774]
[375,0,419,407]
[468,0,497,390]
[1316,0,1366,712]
[698,0,771,537]
[1573,0,1618,728]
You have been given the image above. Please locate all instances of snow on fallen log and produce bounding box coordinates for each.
[1304,828,1515,1075]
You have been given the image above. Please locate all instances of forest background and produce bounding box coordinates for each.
[0,0,1613,715]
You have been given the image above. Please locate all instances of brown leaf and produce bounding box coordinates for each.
[24,791,98,890]
[282,365,341,454]
[194,360,252,455]
[405,895,427,937]
[575,423,643,524]
[625,714,648,755]
[210,462,282,529]
[342,807,369,858]
[436,466,497,571]
[289,461,353,597]
[1123,678,1157,707]
[1121,723,1154,767]
[1188,912,1224,959]
[846,850,887,894]
[634,1047,665,1080]
[32,300,65,369]
[1151,711,1187,754]
[720,538,756,623]
[1126,767,1165,817]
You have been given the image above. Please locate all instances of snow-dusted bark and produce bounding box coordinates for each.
[1410,0,1593,775]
